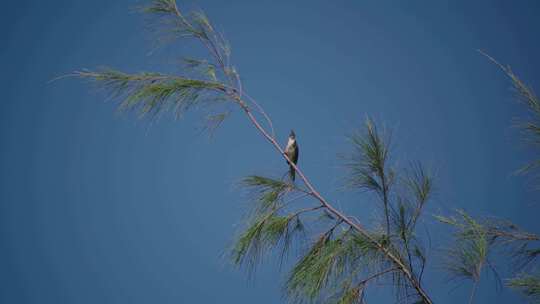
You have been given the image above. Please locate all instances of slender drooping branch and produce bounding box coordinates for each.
[169,2,277,139]
[380,169,391,236]
[357,267,399,286]
[469,280,479,304]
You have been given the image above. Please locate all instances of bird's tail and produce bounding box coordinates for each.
[289,165,296,181]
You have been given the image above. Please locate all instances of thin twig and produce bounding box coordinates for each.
[357,268,399,287]
[291,206,324,218]
[243,92,276,139]
[468,280,479,304]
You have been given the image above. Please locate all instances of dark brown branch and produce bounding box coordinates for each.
[490,229,540,242]
[291,206,324,218]
[358,268,399,286]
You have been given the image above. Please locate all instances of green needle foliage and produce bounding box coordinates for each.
[232,212,304,270]
[344,118,395,236]
[344,118,393,195]
[434,53,540,303]
[232,175,309,270]
[73,0,238,128]
[241,175,292,215]
[480,50,540,175]
[142,0,177,14]
[508,274,540,303]
[482,57,540,303]
[285,230,388,303]
[437,208,540,302]
[436,210,490,283]
[75,70,226,119]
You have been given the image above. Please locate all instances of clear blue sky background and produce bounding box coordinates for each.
[2,1,540,303]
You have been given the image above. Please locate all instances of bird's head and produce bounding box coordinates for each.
[289,130,296,139]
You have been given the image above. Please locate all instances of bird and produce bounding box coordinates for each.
[285,130,299,181]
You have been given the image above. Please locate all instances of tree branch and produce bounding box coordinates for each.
[469,279,479,304]
[229,93,433,304]
[358,267,399,286]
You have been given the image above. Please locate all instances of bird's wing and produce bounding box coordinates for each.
[292,144,299,164]
[285,142,293,164]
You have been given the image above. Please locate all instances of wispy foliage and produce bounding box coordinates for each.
[232,175,313,271]
[286,231,388,304]
[201,111,229,136]
[437,210,538,254]
[142,0,177,14]
[342,120,434,301]
[142,0,237,85]
[404,163,432,225]
[436,210,490,283]
[478,50,540,303]
[344,118,394,235]
[232,212,304,271]
[74,69,226,118]
[242,175,291,215]
[71,0,240,130]
[392,163,433,240]
[437,207,540,302]
[344,118,392,194]
[480,50,540,175]
[234,160,428,304]
[508,274,540,303]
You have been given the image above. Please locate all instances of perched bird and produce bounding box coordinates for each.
[285,130,299,181]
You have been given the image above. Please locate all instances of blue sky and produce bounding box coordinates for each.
[2,1,540,303]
